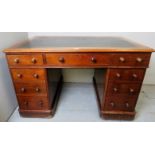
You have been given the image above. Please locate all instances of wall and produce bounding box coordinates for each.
[28,32,155,84]
[0,32,28,121]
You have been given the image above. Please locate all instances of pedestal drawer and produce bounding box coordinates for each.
[11,69,46,82]
[106,83,142,96]
[17,96,49,110]
[14,82,47,95]
[103,96,137,112]
[108,68,146,82]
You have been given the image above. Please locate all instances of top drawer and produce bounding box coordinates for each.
[7,54,43,66]
[112,53,151,67]
[45,53,111,67]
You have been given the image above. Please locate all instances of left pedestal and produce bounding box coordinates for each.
[6,54,62,118]
[10,68,51,117]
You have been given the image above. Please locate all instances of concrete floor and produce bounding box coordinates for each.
[8,83,155,122]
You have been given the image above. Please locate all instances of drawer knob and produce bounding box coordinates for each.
[38,101,43,107]
[113,88,118,92]
[23,101,28,106]
[31,58,37,64]
[33,74,39,79]
[116,73,121,78]
[59,57,65,63]
[132,74,138,79]
[21,87,26,92]
[17,74,22,78]
[126,103,129,108]
[35,87,40,92]
[110,102,115,107]
[119,57,125,62]
[14,58,19,63]
[129,88,134,93]
[136,57,143,63]
[91,57,97,63]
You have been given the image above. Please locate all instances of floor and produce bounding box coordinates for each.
[8,83,155,122]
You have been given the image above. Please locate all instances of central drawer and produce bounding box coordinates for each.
[45,53,111,66]
[45,53,151,67]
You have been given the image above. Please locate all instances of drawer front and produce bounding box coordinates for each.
[103,97,137,112]
[112,53,151,67]
[7,54,43,66]
[17,96,49,110]
[14,83,47,95]
[11,69,46,82]
[108,69,146,82]
[46,53,110,66]
[106,83,142,96]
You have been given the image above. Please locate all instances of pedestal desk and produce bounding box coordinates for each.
[4,37,154,120]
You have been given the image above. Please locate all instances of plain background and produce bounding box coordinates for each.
[0,32,28,121]
[0,0,155,155]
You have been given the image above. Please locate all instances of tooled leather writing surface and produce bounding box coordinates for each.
[4,36,154,52]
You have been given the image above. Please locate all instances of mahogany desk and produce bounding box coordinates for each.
[4,37,154,120]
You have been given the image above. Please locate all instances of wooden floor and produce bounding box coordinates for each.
[8,83,155,122]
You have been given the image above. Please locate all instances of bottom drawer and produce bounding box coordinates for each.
[17,96,50,110]
[103,96,138,112]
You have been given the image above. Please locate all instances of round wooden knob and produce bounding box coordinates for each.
[110,102,115,107]
[33,74,39,78]
[38,101,43,107]
[21,87,26,92]
[129,88,134,93]
[116,73,121,78]
[35,87,40,92]
[136,57,143,63]
[119,57,125,62]
[91,57,97,63]
[113,88,118,92]
[126,103,129,108]
[17,74,22,78]
[31,58,37,64]
[59,57,65,63]
[23,101,28,106]
[14,58,19,63]
[132,74,138,79]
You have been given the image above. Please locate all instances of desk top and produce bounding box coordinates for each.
[4,36,154,53]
